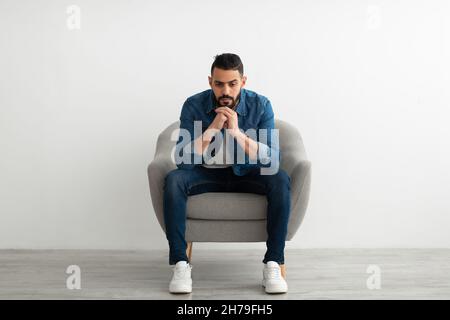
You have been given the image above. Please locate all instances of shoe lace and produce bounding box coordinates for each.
[265,266,281,280]
[173,264,191,279]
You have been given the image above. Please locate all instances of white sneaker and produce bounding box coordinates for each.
[169,261,192,293]
[262,261,288,293]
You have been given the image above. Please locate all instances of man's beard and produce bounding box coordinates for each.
[214,92,241,109]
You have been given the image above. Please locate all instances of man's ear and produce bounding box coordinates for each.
[208,76,212,87]
[241,75,247,88]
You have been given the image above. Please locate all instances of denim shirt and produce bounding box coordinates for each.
[174,88,280,176]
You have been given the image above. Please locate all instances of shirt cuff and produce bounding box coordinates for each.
[257,142,271,163]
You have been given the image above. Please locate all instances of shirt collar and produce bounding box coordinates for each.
[206,88,247,116]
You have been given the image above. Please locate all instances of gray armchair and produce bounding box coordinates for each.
[147,119,311,271]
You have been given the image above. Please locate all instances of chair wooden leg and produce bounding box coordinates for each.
[186,242,193,262]
[280,264,286,279]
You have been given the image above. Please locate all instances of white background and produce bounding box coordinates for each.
[1,0,449,250]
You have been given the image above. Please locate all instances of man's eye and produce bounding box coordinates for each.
[230,83,237,86]
[215,83,223,87]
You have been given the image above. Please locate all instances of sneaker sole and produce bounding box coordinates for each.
[169,285,192,294]
[262,281,288,294]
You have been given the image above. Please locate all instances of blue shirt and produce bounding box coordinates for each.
[174,88,280,176]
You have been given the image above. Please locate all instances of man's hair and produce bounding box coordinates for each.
[211,53,244,76]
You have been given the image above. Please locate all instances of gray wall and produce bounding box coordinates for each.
[1,0,449,249]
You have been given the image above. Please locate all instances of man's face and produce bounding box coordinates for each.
[209,68,247,109]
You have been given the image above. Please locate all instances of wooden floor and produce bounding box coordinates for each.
[1,249,449,299]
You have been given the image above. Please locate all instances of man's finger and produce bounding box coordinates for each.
[216,110,231,120]
[215,110,231,118]
[215,107,236,114]
[215,108,235,118]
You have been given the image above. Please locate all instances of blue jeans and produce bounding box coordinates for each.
[163,166,291,265]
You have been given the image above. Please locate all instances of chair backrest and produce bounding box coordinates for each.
[274,119,308,172]
[154,119,307,172]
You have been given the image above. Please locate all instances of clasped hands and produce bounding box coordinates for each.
[207,107,240,138]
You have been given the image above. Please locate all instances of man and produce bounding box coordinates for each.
[163,53,290,294]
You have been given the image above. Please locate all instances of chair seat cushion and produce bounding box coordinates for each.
[186,192,267,220]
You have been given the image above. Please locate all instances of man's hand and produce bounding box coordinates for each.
[194,105,260,161]
[194,111,227,155]
[209,111,228,131]
[215,107,239,135]
[215,106,261,160]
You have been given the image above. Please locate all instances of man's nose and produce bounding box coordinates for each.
[222,85,231,96]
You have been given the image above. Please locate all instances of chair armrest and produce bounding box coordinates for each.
[283,152,312,240]
[147,155,176,232]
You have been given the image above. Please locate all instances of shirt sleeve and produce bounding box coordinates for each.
[174,100,203,170]
[254,99,280,168]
